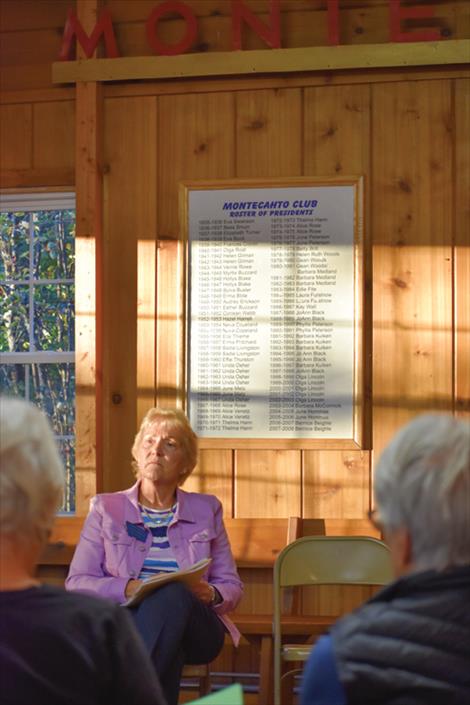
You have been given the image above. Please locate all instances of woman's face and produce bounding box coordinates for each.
[136,421,189,486]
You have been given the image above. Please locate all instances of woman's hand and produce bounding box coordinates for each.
[125,579,143,599]
[190,580,215,604]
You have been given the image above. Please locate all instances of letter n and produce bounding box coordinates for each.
[232,0,281,50]
[59,8,119,60]
[327,0,340,46]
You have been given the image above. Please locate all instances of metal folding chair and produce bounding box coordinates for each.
[273,535,393,705]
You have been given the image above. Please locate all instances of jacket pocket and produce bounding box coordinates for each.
[187,528,216,563]
[102,522,134,575]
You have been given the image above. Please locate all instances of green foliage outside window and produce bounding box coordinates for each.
[0,206,76,513]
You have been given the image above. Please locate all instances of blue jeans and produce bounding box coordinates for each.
[128,582,225,705]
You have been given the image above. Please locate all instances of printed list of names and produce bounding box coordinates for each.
[188,187,355,439]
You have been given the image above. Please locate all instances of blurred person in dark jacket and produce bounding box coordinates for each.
[300,413,470,705]
[0,397,166,705]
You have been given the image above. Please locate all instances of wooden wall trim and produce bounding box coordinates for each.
[0,168,74,189]
[0,88,75,105]
[1,67,468,107]
[454,78,470,419]
[199,439,364,451]
[74,0,103,511]
[52,40,469,85]
[103,66,470,99]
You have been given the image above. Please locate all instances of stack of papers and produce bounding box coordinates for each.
[123,558,212,607]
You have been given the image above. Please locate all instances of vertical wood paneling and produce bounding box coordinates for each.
[33,101,75,169]
[184,449,233,515]
[455,78,470,420]
[303,451,370,518]
[75,0,103,512]
[155,237,183,409]
[137,238,157,425]
[236,89,302,176]
[75,235,98,513]
[103,96,157,491]
[235,87,303,519]
[156,92,235,407]
[304,84,370,176]
[235,450,301,517]
[303,84,372,518]
[157,92,235,239]
[0,103,32,169]
[74,77,102,511]
[372,80,454,460]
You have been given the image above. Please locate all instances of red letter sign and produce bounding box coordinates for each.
[389,0,440,43]
[232,0,281,50]
[146,1,197,56]
[327,0,340,46]
[59,7,119,60]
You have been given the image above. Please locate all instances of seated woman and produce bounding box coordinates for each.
[0,397,165,705]
[66,407,243,705]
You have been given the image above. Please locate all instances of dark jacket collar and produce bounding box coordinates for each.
[370,563,470,603]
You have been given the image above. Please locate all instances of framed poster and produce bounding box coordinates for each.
[180,177,365,449]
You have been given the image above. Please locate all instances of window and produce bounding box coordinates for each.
[0,192,76,513]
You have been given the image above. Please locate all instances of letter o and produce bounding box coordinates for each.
[146,1,197,56]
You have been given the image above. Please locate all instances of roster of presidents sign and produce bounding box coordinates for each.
[188,186,355,439]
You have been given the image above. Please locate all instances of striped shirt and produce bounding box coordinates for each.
[138,502,179,580]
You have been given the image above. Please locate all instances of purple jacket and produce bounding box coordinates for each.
[65,483,243,645]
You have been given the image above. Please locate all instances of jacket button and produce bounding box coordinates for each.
[139,546,146,551]
[112,534,118,540]
[129,571,136,577]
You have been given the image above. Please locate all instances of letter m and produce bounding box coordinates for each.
[59,8,119,61]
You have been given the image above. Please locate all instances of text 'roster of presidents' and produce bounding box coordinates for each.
[188,186,356,439]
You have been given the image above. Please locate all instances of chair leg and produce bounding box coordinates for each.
[199,665,211,696]
[182,664,211,697]
[258,636,273,705]
[281,667,297,705]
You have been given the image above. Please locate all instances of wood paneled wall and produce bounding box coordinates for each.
[0,93,75,186]
[94,71,469,509]
[1,0,469,685]
[1,67,469,510]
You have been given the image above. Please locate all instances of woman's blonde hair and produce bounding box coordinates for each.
[131,407,198,485]
[0,397,64,541]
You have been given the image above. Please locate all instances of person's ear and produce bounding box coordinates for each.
[402,529,413,568]
[384,526,413,577]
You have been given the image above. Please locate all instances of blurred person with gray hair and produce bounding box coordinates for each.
[300,413,470,705]
[0,397,166,705]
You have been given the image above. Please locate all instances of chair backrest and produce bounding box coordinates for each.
[273,536,393,705]
[189,683,244,705]
[275,535,393,589]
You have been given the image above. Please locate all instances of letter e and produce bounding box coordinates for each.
[389,0,440,42]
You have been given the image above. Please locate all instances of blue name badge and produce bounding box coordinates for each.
[126,521,148,542]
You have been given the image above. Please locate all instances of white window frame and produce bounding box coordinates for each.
[0,191,76,511]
